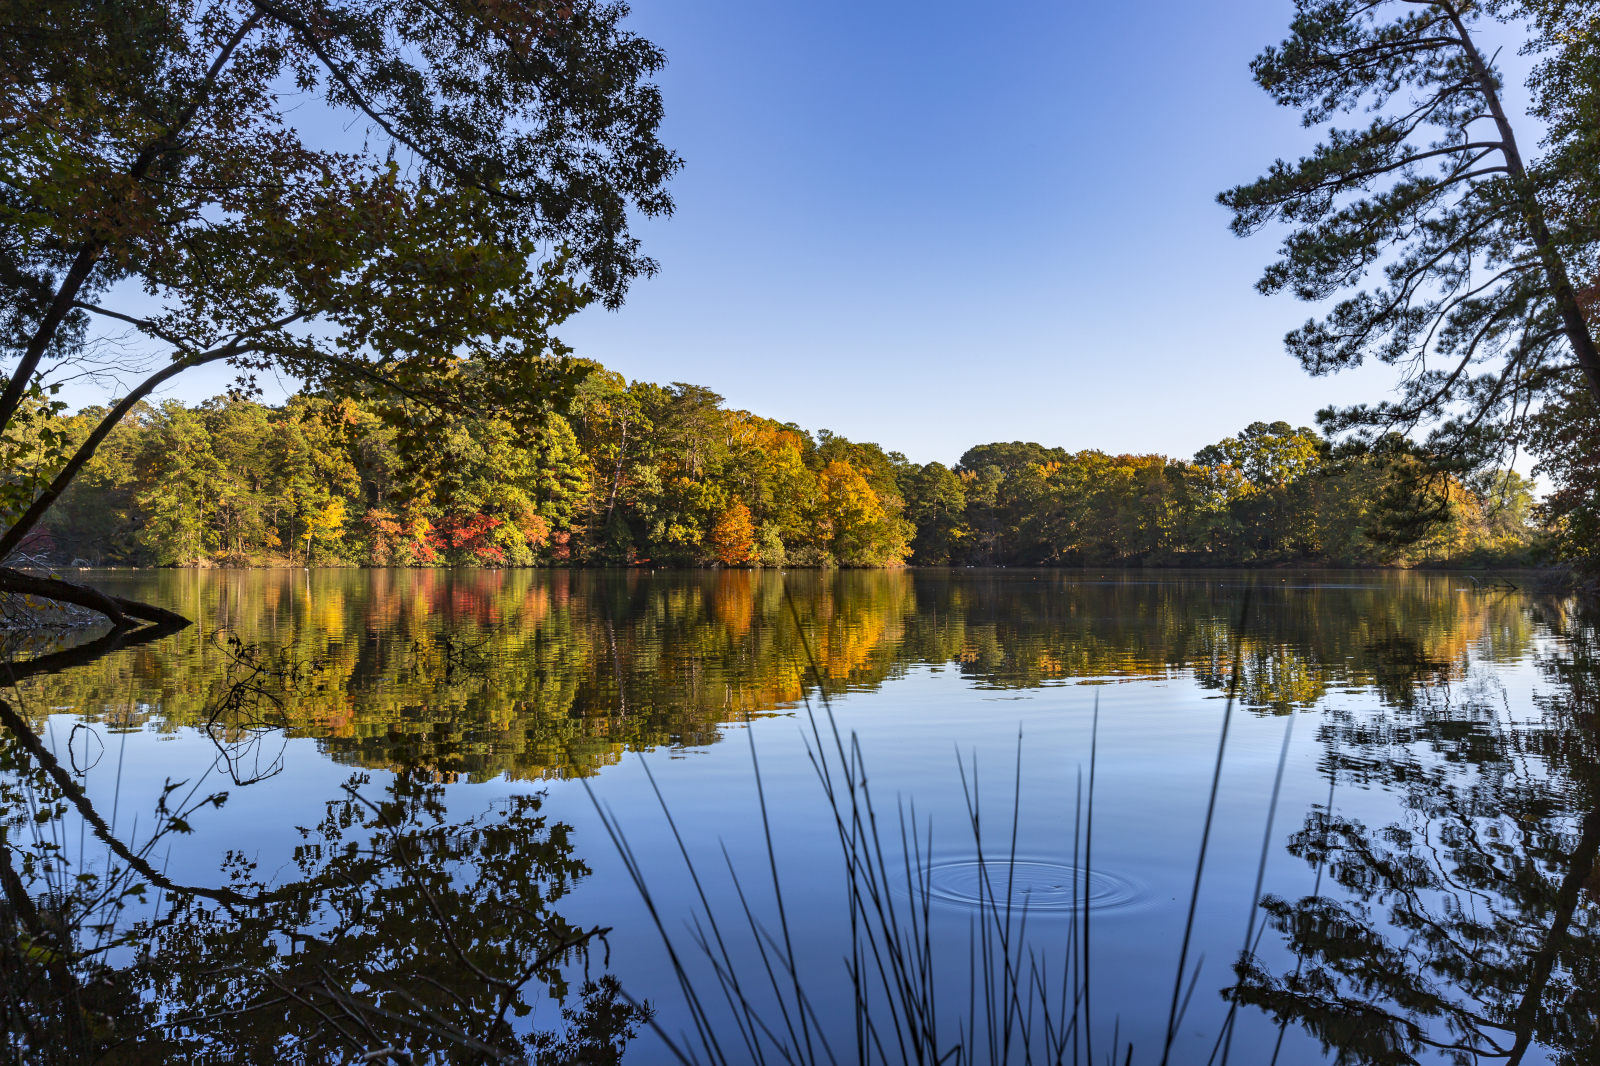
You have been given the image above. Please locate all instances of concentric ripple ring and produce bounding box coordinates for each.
[908,860,1149,913]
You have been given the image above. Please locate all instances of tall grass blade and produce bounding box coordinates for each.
[1084,693,1098,1066]
[1160,591,1251,1066]
[1217,704,1300,1066]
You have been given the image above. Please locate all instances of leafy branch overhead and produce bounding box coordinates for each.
[0,0,681,614]
[1221,0,1600,461]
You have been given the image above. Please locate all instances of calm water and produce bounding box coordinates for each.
[7,568,1595,1065]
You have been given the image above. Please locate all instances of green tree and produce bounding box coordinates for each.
[957,441,1071,478]
[1528,383,1600,567]
[570,367,650,553]
[43,404,150,564]
[1191,423,1327,560]
[270,398,362,566]
[200,398,278,559]
[903,462,969,564]
[135,401,219,566]
[755,522,787,567]
[1194,421,1323,490]
[954,442,1069,563]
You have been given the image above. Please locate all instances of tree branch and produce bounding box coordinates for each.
[69,301,192,351]
[0,245,104,432]
[0,344,249,564]
[0,13,266,435]
[0,620,187,681]
[1505,805,1600,1064]
[0,568,188,628]
[0,696,261,906]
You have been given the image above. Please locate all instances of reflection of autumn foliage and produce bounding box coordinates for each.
[16,570,1539,783]
[15,571,920,781]
[897,573,1524,715]
[713,572,754,636]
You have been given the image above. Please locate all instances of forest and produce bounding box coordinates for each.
[7,359,1545,571]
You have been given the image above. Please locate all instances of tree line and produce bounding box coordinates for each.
[14,367,1540,570]
[23,363,915,569]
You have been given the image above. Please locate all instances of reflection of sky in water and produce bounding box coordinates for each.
[909,859,1152,912]
[14,568,1578,1064]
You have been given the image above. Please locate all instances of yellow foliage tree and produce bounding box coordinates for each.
[303,498,347,564]
[817,461,909,566]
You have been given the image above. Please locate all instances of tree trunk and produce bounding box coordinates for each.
[1446,5,1600,404]
[0,246,102,434]
[1505,804,1600,1065]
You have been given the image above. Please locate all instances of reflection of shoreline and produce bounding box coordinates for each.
[63,563,1557,573]
[16,569,1538,780]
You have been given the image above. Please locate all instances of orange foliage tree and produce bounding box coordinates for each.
[710,501,756,566]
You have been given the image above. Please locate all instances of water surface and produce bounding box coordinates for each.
[8,568,1592,1064]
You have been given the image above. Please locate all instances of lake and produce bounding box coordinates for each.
[5,567,1592,1065]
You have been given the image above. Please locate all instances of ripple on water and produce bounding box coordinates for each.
[905,860,1150,913]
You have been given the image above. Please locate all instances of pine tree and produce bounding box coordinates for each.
[1222,0,1600,463]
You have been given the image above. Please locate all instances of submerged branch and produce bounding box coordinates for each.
[0,697,368,909]
[0,567,191,628]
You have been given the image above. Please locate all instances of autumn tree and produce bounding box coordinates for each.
[0,0,679,621]
[815,460,910,566]
[1221,0,1600,466]
[1194,422,1323,489]
[710,500,755,566]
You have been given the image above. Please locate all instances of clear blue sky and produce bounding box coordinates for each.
[550,0,1412,467]
[117,0,1541,468]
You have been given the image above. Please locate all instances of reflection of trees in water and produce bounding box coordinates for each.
[1,677,650,1063]
[14,571,1541,782]
[903,573,1525,721]
[2,569,1581,1063]
[2,570,931,1061]
[15,570,922,781]
[1230,611,1600,1065]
